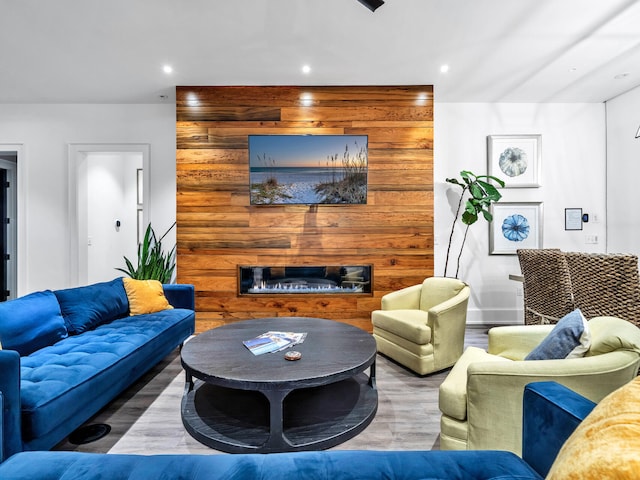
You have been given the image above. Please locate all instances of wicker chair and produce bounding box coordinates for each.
[565,252,640,327]
[517,249,575,325]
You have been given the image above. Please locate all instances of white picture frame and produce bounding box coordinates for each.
[136,168,143,205]
[487,134,541,188]
[137,209,144,244]
[489,202,543,255]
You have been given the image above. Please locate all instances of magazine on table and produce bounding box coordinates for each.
[243,331,307,356]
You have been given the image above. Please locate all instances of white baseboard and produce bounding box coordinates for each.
[466,308,523,326]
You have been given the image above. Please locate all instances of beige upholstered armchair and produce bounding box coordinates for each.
[438,316,640,455]
[371,277,470,375]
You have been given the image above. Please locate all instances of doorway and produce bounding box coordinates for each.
[68,144,150,286]
[0,152,17,300]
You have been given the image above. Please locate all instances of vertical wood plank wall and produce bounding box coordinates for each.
[176,86,434,333]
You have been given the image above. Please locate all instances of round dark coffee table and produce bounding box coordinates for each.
[180,317,377,453]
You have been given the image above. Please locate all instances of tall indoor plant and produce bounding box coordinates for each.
[116,222,176,283]
[444,170,504,278]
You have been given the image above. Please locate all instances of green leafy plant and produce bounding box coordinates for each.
[116,222,176,283]
[444,170,505,278]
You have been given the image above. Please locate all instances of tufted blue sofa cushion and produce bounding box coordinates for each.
[0,450,543,480]
[54,278,129,335]
[0,290,68,356]
[19,308,194,443]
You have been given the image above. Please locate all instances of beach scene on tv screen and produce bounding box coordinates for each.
[249,135,368,205]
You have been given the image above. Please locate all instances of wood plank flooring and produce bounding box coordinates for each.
[52,326,491,454]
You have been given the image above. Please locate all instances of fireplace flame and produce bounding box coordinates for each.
[249,281,363,294]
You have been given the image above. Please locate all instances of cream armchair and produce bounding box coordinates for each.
[438,316,640,455]
[371,277,470,375]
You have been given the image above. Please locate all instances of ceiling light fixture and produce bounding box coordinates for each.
[300,93,313,106]
[186,92,199,107]
[440,64,450,74]
[357,0,384,12]
[302,65,311,74]
[163,65,173,74]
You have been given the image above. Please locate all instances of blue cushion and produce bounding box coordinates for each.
[19,308,194,445]
[54,278,129,334]
[525,309,591,360]
[162,284,195,310]
[0,450,543,480]
[0,291,68,356]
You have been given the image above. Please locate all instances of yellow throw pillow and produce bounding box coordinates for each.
[122,278,173,315]
[547,376,640,479]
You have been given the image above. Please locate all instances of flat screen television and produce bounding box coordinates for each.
[249,134,368,205]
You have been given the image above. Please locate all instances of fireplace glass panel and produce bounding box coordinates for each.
[238,265,372,295]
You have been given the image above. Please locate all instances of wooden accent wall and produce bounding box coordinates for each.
[176,86,434,333]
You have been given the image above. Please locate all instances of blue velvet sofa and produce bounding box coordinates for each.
[0,278,195,462]
[0,382,595,479]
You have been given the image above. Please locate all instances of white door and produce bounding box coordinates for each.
[69,144,149,286]
[84,152,142,284]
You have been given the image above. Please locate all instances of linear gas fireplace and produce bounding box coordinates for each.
[238,265,372,295]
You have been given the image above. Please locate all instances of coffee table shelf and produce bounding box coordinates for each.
[180,317,377,453]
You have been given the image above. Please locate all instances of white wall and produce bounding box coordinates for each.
[605,84,640,255]
[434,103,607,324]
[0,101,613,327]
[0,104,175,294]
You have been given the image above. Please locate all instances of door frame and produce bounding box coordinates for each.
[0,144,23,298]
[68,143,150,286]
[0,149,19,299]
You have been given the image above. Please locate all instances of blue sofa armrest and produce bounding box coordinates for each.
[0,350,22,463]
[0,392,4,462]
[162,284,195,311]
[522,381,596,478]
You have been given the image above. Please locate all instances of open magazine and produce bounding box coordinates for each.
[243,331,307,356]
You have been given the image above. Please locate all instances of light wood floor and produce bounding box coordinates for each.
[52,326,492,454]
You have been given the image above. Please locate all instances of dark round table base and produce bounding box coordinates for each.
[182,372,377,453]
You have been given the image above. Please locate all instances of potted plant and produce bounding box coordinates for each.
[444,170,504,278]
[116,222,176,283]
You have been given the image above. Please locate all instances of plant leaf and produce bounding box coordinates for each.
[461,210,478,225]
[444,169,505,277]
[115,222,176,282]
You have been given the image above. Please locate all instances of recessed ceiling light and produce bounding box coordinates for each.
[186,92,199,107]
[300,92,313,106]
[302,65,311,74]
[163,65,173,74]
[440,64,450,74]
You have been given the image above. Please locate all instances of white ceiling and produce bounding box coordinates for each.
[2,0,640,104]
